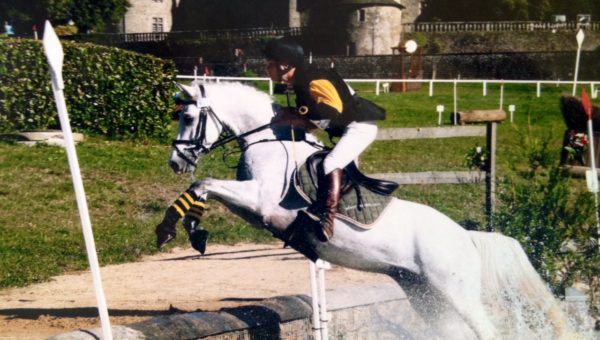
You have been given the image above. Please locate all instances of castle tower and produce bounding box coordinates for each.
[289,0,302,28]
[339,0,404,55]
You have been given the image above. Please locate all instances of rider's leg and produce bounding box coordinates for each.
[314,168,342,241]
[315,121,378,241]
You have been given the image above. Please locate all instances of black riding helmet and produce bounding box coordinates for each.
[264,37,304,67]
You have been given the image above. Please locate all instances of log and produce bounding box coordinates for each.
[376,126,486,140]
[562,165,600,178]
[371,171,485,185]
[454,109,506,124]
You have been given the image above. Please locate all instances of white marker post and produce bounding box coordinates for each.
[436,104,445,126]
[42,21,113,340]
[573,29,585,96]
[582,89,600,249]
[508,104,516,123]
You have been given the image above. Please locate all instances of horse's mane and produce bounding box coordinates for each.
[196,82,275,126]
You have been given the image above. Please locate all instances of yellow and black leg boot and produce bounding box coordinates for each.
[315,168,342,242]
[183,199,209,254]
[156,190,205,248]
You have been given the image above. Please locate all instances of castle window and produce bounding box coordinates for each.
[358,9,366,22]
[152,17,163,32]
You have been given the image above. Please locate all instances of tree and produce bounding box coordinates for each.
[66,0,130,33]
[0,0,129,35]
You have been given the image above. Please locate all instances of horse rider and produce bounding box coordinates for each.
[264,37,384,242]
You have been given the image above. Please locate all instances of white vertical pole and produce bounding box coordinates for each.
[268,79,273,96]
[453,80,458,125]
[42,21,112,340]
[316,259,330,340]
[309,261,322,340]
[375,80,380,96]
[483,80,487,96]
[582,89,600,249]
[429,80,433,97]
[573,29,585,96]
[499,83,504,110]
[536,82,541,98]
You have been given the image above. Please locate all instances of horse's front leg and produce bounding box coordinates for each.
[190,178,263,216]
[156,178,261,248]
[191,178,296,234]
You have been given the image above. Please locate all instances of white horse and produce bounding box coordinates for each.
[167,81,572,340]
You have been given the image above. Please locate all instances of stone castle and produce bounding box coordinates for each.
[122,0,423,56]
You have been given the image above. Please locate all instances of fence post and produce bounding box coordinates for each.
[537,82,541,98]
[453,80,458,125]
[375,80,380,96]
[429,80,434,97]
[486,122,497,231]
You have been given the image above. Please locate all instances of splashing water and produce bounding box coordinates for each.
[472,232,597,339]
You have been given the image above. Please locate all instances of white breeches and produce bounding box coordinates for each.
[323,121,378,174]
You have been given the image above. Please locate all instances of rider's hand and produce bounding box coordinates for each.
[272,109,316,130]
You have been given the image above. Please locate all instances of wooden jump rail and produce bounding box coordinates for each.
[372,110,506,230]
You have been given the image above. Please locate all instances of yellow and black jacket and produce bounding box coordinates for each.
[293,66,384,136]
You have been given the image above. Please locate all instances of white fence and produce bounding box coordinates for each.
[176,75,600,100]
[402,21,600,33]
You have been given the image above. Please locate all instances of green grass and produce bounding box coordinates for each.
[0,81,582,288]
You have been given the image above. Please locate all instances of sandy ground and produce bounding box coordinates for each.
[0,242,393,339]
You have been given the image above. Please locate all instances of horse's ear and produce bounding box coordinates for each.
[175,82,198,101]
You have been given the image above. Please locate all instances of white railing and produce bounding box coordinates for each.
[176,75,599,100]
[403,21,600,33]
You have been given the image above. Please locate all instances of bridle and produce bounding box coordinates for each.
[171,84,274,167]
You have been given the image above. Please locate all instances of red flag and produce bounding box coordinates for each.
[582,88,593,120]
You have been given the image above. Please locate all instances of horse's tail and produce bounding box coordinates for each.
[468,230,571,338]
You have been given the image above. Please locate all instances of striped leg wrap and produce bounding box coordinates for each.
[170,190,208,220]
[156,190,208,248]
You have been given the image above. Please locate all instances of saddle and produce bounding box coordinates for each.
[293,150,399,228]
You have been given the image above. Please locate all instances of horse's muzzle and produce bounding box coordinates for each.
[169,159,187,174]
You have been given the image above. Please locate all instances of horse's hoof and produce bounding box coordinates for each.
[190,229,209,255]
[156,232,175,249]
[156,222,177,249]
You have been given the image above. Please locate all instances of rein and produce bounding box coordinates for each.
[172,103,275,167]
[172,84,323,168]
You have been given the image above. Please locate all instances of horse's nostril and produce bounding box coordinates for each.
[169,160,180,172]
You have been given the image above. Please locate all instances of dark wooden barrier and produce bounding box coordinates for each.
[373,109,506,230]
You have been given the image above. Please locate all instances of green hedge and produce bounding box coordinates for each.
[0,38,176,140]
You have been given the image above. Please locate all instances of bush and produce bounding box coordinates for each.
[494,137,599,297]
[0,38,176,140]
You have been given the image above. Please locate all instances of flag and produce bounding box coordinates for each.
[582,88,593,120]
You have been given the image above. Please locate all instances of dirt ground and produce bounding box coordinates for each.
[0,242,393,339]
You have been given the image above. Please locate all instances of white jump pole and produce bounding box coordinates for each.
[43,21,113,340]
[309,261,322,340]
[316,259,331,340]
[573,29,585,96]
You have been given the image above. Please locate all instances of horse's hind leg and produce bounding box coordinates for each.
[424,266,499,340]
[391,271,479,340]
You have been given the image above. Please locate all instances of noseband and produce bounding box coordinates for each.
[171,85,274,168]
